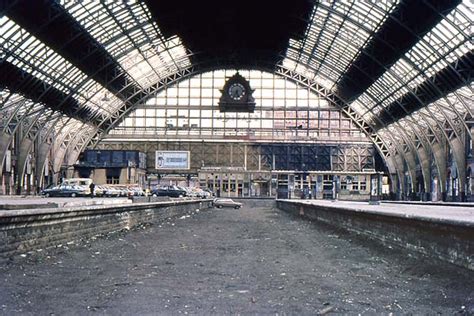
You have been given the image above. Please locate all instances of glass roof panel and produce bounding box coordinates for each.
[60,1,192,89]
[0,17,124,120]
[281,0,398,90]
[1,17,86,92]
[352,2,472,122]
[377,85,472,137]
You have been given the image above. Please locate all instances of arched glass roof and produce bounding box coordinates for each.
[351,4,472,125]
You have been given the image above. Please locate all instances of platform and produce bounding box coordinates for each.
[294,200,474,225]
[383,200,474,208]
[276,199,474,270]
[0,198,211,258]
[2,200,472,314]
[0,197,131,210]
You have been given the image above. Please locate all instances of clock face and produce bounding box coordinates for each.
[228,83,246,101]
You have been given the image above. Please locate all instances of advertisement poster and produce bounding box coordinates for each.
[155,151,190,170]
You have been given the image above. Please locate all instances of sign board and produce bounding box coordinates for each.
[155,151,190,170]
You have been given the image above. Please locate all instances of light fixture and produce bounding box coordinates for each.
[101,93,110,102]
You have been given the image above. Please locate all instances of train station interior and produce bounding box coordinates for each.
[1,0,472,202]
[0,0,473,314]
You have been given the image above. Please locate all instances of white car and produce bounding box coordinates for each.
[104,186,122,197]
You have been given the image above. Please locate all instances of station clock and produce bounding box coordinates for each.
[218,72,255,113]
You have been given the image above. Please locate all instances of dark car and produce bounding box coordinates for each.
[151,185,187,198]
[213,198,242,209]
[41,184,88,197]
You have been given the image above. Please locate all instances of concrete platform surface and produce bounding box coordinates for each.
[383,200,474,207]
[0,197,131,210]
[286,200,474,225]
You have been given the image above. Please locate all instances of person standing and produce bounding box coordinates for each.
[89,182,95,198]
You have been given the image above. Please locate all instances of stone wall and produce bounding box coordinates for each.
[0,200,212,259]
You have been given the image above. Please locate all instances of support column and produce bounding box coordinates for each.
[244,145,247,170]
[450,137,466,202]
[16,138,33,195]
[269,173,272,197]
[35,141,51,189]
[0,132,12,177]
[432,142,447,201]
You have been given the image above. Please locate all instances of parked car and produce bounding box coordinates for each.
[192,188,211,199]
[127,187,145,197]
[41,184,89,197]
[203,188,214,197]
[200,189,212,199]
[213,198,242,209]
[93,185,107,197]
[116,186,129,197]
[193,188,205,199]
[62,178,92,187]
[104,186,122,197]
[151,185,187,197]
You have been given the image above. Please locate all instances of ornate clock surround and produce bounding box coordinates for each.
[218,72,256,113]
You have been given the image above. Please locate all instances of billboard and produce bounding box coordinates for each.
[155,151,190,170]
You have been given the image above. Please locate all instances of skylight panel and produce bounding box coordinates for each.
[352,2,471,116]
[60,1,191,89]
[77,81,123,117]
[281,1,398,90]
[1,17,124,120]
[1,17,87,91]
[377,86,471,136]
